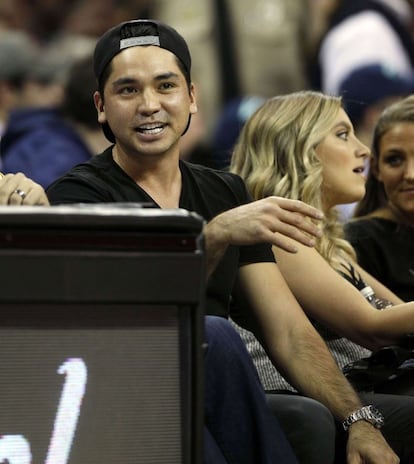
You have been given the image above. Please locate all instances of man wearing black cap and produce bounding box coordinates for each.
[47,19,398,464]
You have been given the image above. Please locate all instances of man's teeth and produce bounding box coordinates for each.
[138,125,163,134]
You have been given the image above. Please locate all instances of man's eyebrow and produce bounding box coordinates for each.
[112,77,137,87]
[112,72,181,87]
[154,71,180,81]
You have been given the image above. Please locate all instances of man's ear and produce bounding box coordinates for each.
[189,83,198,115]
[94,91,106,124]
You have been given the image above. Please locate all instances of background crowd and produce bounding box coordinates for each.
[0,0,349,181]
[2,0,414,186]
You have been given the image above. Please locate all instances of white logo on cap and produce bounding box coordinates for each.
[120,36,160,49]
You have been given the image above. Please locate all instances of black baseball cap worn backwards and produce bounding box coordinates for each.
[93,19,192,143]
[93,19,192,85]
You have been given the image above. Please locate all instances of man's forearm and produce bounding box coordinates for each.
[276,326,363,421]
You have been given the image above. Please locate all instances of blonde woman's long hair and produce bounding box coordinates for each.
[231,90,356,269]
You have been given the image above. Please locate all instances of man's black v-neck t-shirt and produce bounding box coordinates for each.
[47,147,275,317]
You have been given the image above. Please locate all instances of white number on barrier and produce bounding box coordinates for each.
[0,435,31,464]
[45,358,87,464]
[0,357,87,464]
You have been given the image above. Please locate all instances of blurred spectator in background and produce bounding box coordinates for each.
[0,52,106,188]
[0,0,32,33]
[0,0,146,44]
[311,0,414,95]
[179,95,268,171]
[178,110,218,169]
[340,64,414,147]
[0,30,39,142]
[59,54,109,156]
[306,0,340,54]
[211,96,266,170]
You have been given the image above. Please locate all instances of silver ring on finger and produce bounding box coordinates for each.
[12,189,26,200]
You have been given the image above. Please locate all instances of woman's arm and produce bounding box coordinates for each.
[274,238,414,349]
[354,262,404,305]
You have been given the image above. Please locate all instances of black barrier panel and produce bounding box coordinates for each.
[0,204,205,464]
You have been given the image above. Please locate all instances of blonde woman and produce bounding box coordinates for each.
[230,90,414,463]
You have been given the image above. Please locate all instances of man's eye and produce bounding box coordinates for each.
[120,87,136,94]
[160,82,175,90]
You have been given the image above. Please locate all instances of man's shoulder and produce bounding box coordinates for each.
[181,161,250,204]
[179,161,251,214]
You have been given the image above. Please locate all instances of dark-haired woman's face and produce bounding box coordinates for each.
[377,122,414,219]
